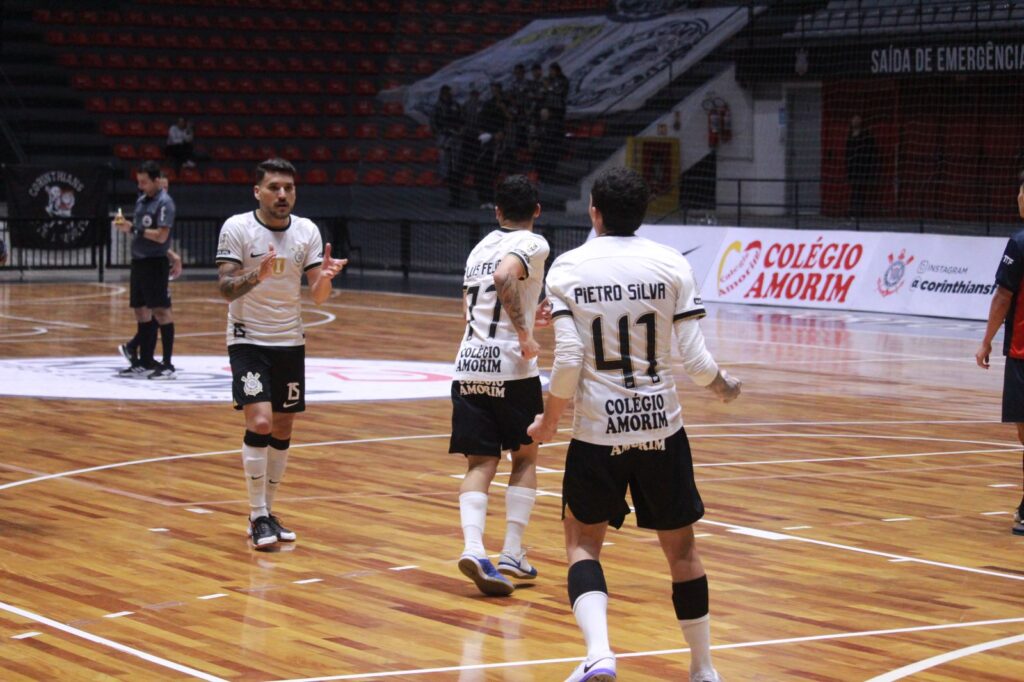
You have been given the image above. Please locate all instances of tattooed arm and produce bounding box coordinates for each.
[492,253,538,360]
[218,246,276,302]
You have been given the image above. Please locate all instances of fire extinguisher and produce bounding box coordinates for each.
[707,106,720,148]
[720,102,732,143]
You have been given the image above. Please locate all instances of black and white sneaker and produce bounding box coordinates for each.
[117,343,136,364]
[117,363,156,378]
[148,363,177,380]
[250,516,278,549]
[268,514,297,542]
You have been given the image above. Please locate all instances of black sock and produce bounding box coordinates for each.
[139,320,159,366]
[159,322,175,365]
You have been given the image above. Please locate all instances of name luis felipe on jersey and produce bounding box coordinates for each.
[456,344,501,373]
[604,394,669,435]
[465,259,500,278]
[573,281,669,303]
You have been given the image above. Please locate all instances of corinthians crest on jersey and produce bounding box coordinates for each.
[216,210,324,347]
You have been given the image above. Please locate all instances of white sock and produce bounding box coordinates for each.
[266,444,289,512]
[680,613,713,674]
[502,485,536,557]
[572,591,611,660]
[242,443,268,520]
[459,491,488,557]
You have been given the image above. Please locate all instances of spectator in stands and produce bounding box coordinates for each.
[975,171,1024,537]
[845,115,877,220]
[476,83,511,209]
[545,62,570,122]
[165,117,195,172]
[509,63,531,154]
[530,107,561,184]
[526,63,546,125]
[458,87,483,207]
[0,236,7,266]
[432,85,464,208]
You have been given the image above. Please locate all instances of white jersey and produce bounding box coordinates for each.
[215,211,323,347]
[546,235,708,445]
[453,228,550,381]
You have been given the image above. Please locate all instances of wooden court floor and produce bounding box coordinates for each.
[0,279,1022,681]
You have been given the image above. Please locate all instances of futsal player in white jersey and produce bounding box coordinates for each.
[529,168,741,682]
[215,158,347,550]
[451,174,551,596]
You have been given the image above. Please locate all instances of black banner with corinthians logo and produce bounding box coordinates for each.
[4,165,108,249]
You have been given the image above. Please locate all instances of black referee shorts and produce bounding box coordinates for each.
[129,256,171,309]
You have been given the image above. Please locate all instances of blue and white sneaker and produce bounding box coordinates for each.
[565,653,616,682]
[497,550,538,580]
[457,554,514,596]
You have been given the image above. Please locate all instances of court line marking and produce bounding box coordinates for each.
[0,599,227,682]
[0,313,90,328]
[272,616,1024,681]
[1,424,1016,494]
[698,518,1024,582]
[864,632,1024,681]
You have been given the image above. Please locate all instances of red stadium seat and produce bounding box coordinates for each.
[196,121,217,138]
[149,120,169,137]
[137,98,156,114]
[110,97,131,113]
[310,145,332,161]
[325,101,347,116]
[334,168,358,184]
[354,123,378,139]
[338,146,361,162]
[125,120,148,137]
[281,145,303,161]
[382,101,404,116]
[220,122,243,138]
[245,122,270,138]
[360,169,387,185]
[212,145,239,161]
[353,99,375,116]
[354,79,377,96]
[140,143,163,160]
[305,168,329,185]
[204,168,229,184]
[101,120,122,136]
[114,143,139,159]
[85,96,106,112]
[393,146,416,163]
[297,122,320,138]
[237,144,259,161]
[271,122,293,137]
[391,168,415,186]
[415,170,441,186]
[418,147,440,163]
[326,122,350,138]
[412,124,432,139]
[365,146,389,162]
[383,123,409,139]
[228,167,251,184]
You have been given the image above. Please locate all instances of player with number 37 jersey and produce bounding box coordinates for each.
[453,228,549,381]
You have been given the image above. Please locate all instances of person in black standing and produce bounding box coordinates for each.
[476,82,510,209]
[114,161,178,379]
[846,115,877,220]
[431,85,464,207]
[975,172,1024,536]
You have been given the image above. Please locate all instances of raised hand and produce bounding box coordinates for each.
[319,243,348,281]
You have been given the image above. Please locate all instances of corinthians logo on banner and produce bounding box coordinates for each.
[4,165,107,249]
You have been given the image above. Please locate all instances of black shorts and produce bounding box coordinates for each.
[562,428,704,531]
[1003,356,1024,423]
[129,257,171,309]
[448,377,543,457]
[228,344,305,413]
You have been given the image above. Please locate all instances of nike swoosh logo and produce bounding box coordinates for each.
[250,252,266,258]
[282,401,299,408]
[583,658,611,674]
[250,475,264,480]
[681,246,700,256]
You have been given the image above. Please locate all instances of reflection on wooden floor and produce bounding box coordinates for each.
[1,280,1022,681]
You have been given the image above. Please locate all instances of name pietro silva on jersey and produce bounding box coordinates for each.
[573,282,669,303]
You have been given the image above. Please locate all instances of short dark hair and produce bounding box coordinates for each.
[138,160,162,180]
[591,167,650,235]
[495,174,539,222]
[256,158,296,184]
